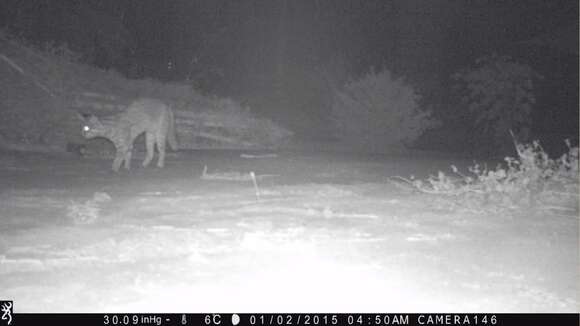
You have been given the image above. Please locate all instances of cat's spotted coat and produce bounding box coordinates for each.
[79,98,178,172]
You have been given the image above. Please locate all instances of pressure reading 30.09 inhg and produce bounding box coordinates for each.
[103,314,163,325]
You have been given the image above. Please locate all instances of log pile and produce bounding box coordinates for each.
[0,32,292,151]
[70,92,292,149]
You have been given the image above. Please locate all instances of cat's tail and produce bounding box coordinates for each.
[167,108,178,151]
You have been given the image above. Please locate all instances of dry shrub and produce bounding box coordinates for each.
[395,139,579,215]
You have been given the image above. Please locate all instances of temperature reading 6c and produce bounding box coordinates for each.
[204,314,222,325]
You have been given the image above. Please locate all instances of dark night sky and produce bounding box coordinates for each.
[0,0,578,135]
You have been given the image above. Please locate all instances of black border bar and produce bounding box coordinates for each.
[7,313,580,326]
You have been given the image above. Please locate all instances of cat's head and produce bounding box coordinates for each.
[77,113,106,139]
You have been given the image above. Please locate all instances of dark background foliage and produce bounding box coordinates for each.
[0,0,577,143]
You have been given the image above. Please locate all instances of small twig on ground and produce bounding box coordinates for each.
[250,171,261,201]
[240,153,278,159]
[388,175,484,195]
[387,176,418,192]
[201,165,279,181]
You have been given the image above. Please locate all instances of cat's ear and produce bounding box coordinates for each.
[76,113,100,124]
[88,115,101,124]
[76,112,91,122]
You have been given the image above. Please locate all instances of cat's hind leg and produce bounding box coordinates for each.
[155,132,167,168]
[142,132,155,167]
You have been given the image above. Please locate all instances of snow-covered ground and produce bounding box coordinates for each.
[0,150,577,312]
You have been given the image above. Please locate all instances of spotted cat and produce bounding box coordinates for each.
[78,98,178,172]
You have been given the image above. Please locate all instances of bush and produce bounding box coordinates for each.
[453,54,542,152]
[331,68,439,152]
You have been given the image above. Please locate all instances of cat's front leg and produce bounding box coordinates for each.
[112,152,125,172]
[124,145,133,170]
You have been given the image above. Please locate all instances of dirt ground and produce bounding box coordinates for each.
[0,149,577,312]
